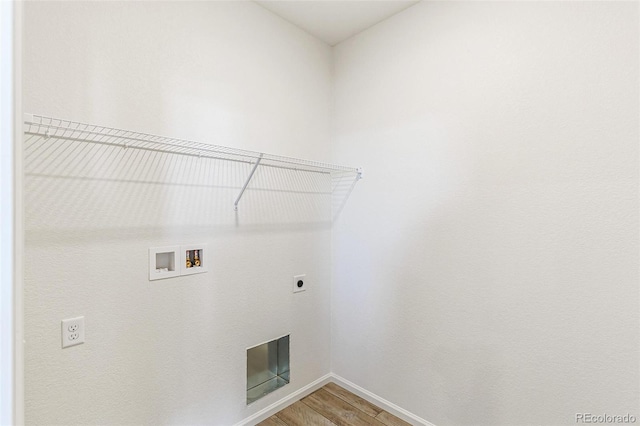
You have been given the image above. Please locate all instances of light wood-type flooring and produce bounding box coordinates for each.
[257,382,412,426]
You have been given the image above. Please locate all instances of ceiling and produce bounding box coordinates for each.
[255,1,420,46]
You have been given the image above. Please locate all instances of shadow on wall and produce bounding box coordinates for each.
[23,134,343,242]
[339,183,638,425]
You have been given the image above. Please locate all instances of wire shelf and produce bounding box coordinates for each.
[23,114,362,214]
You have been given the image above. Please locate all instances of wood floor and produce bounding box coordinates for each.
[257,382,412,426]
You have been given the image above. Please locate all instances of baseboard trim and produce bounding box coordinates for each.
[329,374,435,426]
[234,373,333,426]
[235,372,435,426]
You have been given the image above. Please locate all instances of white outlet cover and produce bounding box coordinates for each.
[62,316,85,348]
[293,274,307,293]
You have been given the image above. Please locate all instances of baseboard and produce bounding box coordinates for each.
[234,373,333,426]
[235,372,434,426]
[329,373,436,426]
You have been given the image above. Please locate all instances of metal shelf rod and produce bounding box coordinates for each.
[234,154,263,211]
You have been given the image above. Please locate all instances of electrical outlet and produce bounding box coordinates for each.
[293,274,307,293]
[61,316,85,348]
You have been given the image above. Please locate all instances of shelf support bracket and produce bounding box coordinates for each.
[234,154,263,211]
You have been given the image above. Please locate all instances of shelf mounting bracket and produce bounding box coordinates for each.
[234,153,263,211]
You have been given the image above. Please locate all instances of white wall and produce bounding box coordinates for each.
[332,2,639,425]
[23,1,640,425]
[23,2,333,424]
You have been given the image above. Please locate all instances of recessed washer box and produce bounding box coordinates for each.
[181,244,208,275]
[149,246,180,281]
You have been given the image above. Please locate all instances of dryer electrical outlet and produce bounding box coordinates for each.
[293,274,307,293]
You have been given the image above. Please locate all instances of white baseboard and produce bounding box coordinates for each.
[234,373,333,426]
[329,374,435,426]
[235,372,434,426]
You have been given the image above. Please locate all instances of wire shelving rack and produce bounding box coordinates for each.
[23,114,362,214]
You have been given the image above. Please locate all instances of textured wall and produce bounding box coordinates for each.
[23,2,333,424]
[332,2,639,425]
[23,1,640,425]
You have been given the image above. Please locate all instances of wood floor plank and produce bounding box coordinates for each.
[323,383,383,417]
[376,411,413,426]
[275,401,336,426]
[302,388,386,426]
[256,415,288,426]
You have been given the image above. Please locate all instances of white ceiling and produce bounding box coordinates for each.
[255,1,420,46]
